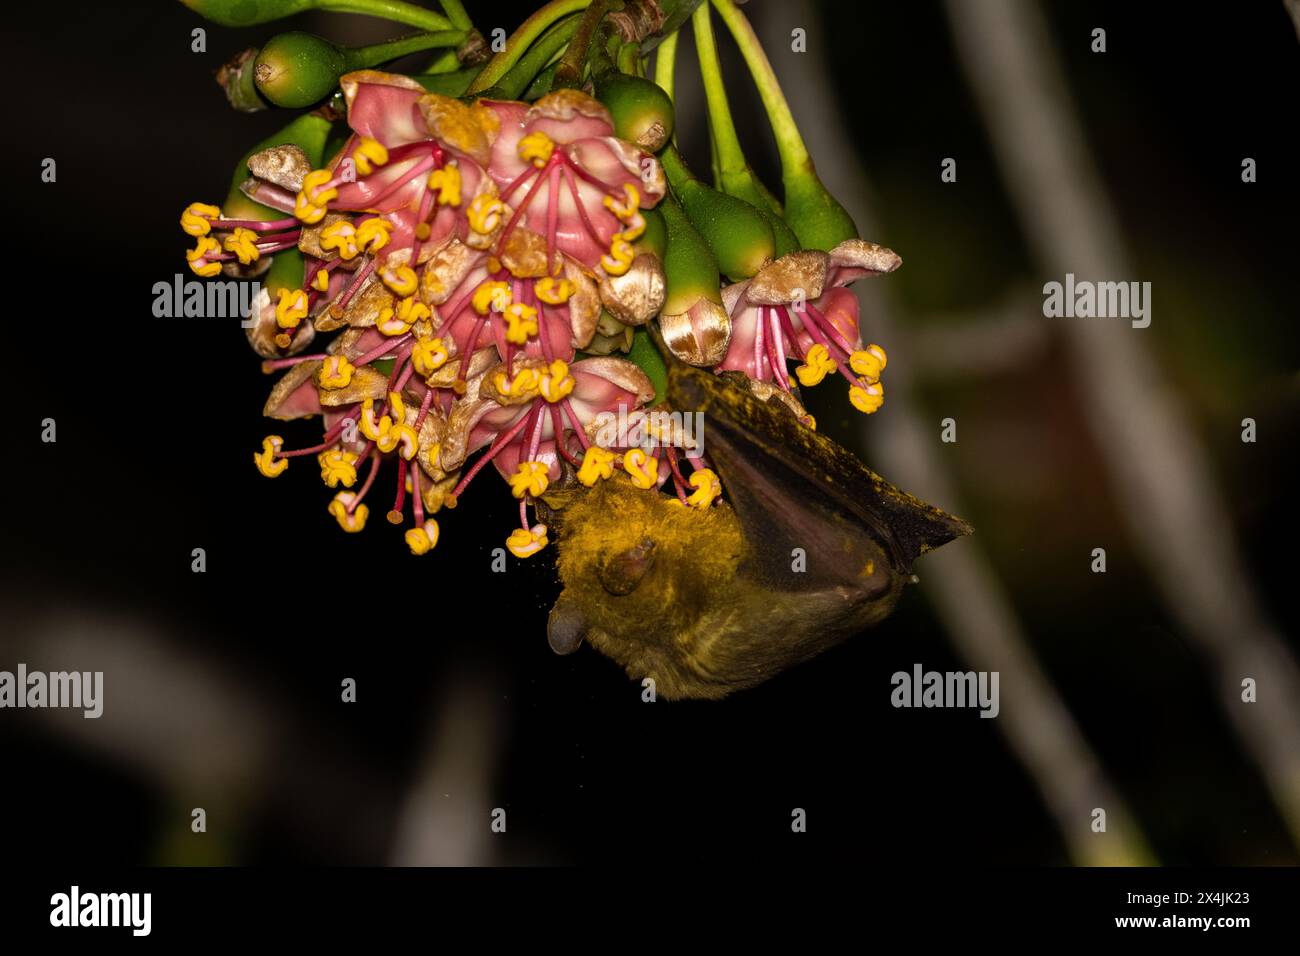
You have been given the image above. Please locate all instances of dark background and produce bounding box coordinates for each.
[2,0,1297,865]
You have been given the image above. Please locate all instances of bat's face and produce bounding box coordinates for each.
[544,365,970,700]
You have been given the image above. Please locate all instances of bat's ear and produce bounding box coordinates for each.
[666,364,970,587]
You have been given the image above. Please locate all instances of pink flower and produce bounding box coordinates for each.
[478,90,666,271]
[718,240,900,414]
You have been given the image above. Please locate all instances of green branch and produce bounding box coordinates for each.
[467,0,591,93]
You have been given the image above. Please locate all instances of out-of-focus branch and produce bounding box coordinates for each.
[0,599,400,862]
[945,0,1300,847]
[1285,0,1300,42]
[909,287,1050,380]
[388,671,505,866]
[765,3,1154,866]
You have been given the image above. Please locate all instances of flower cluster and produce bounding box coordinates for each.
[184,71,729,557]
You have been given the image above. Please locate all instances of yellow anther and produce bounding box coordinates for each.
[320,220,360,260]
[359,398,392,442]
[802,414,817,431]
[577,446,616,486]
[180,202,221,237]
[686,468,721,509]
[295,193,327,225]
[380,264,418,298]
[795,343,837,387]
[616,211,646,243]
[509,460,550,499]
[375,306,410,337]
[327,492,368,532]
[506,523,549,558]
[412,336,449,377]
[186,236,222,277]
[275,288,309,330]
[539,359,574,403]
[355,217,392,253]
[493,367,539,398]
[222,227,260,266]
[622,448,658,489]
[600,237,635,276]
[472,280,512,315]
[397,296,430,326]
[302,169,337,205]
[504,302,539,345]
[518,131,555,168]
[317,449,358,488]
[849,380,885,415]
[312,269,331,292]
[467,193,505,235]
[381,422,419,460]
[388,391,407,421]
[318,354,355,389]
[405,519,440,555]
[534,276,574,305]
[253,435,287,478]
[427,163,462,206]
[602,183,640,220]
[352,137,389,177]
[295,169,337,224]
[848,344,888,383]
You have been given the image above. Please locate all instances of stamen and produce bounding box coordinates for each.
[348,449,382,515]
[388,458,408,524]
[449,405,536,499]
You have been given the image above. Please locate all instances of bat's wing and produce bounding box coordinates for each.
[667,364,971,594]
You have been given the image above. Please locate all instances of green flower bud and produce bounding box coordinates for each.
[658,195,731,366]
[718,167,801,259]
[255,32,346,109]
[254,29,468,108]
[661,145,774,281]
[592,69,675,152]
[781,164,858,252]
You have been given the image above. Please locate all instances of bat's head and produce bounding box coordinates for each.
[544,364,970,699]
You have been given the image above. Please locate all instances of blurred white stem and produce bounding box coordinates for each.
[767,2,1154,865]
[946,0,1300,846]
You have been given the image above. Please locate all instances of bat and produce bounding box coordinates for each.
[540,362,971,699]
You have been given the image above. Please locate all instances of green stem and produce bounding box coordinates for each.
[421,48,462,73]
[615,38,640,75]
[438,0,473,31]
[342,30,467,70]
[319,0,453,31]
[552,0,613,89]
[709,0,809,172]
[652,27,677,101]
[467,0,591,94]
[692,4,745,179]
[491,13,583,98]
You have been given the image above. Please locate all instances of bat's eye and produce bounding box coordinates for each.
[598,539,656,595]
